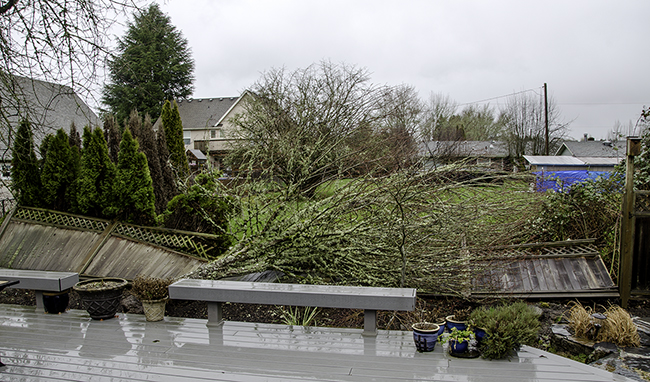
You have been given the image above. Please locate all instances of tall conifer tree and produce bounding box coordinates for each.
[161,99,189,177]
[11,119,41,207]
[41,129,77,211]
[76,127,116,218]
[101,3,194,123]
[111,128,156,225]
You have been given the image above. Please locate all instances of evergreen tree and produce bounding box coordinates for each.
[156,120,179,205]
[111,128,156,225]
[132,112,170,214]
[103,114,122,164]
[40,129,77,211]
[11,119,41,207]
[101,3,194,123]
[76,127,116,218]
[161,99,189,176]
[67,122,82,213]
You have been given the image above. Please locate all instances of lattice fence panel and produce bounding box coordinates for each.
[13,207,109,232]
[113,223,218,260]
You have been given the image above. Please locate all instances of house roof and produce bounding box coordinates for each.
[187,149,207,160]
[0,76,100,161]
[555,140,626,158]
[153,96,241,131]
[523,155,622,167]
[419,141,508,158]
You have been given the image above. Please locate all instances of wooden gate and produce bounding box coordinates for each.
[631,195,650,294]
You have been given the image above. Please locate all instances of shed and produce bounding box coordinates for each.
[187,149,207,171]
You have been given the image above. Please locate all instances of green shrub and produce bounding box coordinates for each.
[469,301,540,359]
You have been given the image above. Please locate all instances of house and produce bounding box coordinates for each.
[419,140,510,170]
[555,140,626,159]
[0,76,100,164]
[523,139,625,191]
[153,91,252,171]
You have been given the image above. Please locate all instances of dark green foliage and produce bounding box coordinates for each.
[161,99,189,176]
[110,127,156,225]
[76,126,116,218]
[102,3,194,123]
[40,129,77,211]
[103,114,121,164]
[469,301,540,359]
[156,122,179,205]
[11,119,42,207]
[636,113,650,190]
[132,113,171,214]
[161,171,234,256]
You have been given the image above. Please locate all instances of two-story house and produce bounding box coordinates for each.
[153,91,251,171]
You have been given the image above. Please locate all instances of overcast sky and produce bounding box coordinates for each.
[147,0,649,140]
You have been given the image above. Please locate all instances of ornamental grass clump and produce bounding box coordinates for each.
[131,275,173,301]
[567,301,640,347]
[468,301,540,359]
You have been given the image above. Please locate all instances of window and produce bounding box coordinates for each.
[210,129,222,139]
[183,131,191,145]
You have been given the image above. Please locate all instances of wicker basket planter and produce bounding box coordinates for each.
[73,278,127,320]
[141,298,167,322]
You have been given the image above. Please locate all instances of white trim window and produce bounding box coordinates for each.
[183,131,191,145]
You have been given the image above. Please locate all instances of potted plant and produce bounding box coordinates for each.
[42,289,70,314]
[73,278,128,320]
[131,275,173,322]
[446,307,470,332]
[412,322,441,352]
[468,301,540,359]
[433,317,446,336]
[444,327,475,355]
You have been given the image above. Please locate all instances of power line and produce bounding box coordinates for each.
[458,87,541,106]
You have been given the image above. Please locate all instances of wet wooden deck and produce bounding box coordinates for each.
[0,304,632,381]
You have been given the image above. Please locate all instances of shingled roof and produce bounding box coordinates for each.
[0,76,99,162]
[555,140,626,158]
[152,97,240,131]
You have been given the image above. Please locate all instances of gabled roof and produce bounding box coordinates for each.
[555,140,625,158]
[0,76,99,161]
[187,149,207,160]
[419,141,508,158]
[153,94,245,131]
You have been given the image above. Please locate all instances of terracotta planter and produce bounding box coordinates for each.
[73,278,127,320]
[142,298,167,322]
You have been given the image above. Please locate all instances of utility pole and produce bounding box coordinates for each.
[544,83,549,155]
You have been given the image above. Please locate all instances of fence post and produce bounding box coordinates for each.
[619,137,642,308]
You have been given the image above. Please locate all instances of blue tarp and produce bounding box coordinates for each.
[533,170,611,192]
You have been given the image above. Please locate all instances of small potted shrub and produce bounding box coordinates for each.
[468,301,540,359]
[444,327,475,355]
[131,275,173,322]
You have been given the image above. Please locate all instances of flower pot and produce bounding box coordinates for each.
[449,338,469,354]
[473,327,487,343]
[73,278,127,320]
[42,290,70,314]
[434,318,446,336]
[142,298,167,322]
[445,315,467,331]
[412,322,440,352]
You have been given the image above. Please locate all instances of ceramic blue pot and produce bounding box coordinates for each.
[445,315,467,331]
[412,323,440,352]
[449,338,469,354]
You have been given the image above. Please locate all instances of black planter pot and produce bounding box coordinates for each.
[73,278,127,320]
[42,290,70,314]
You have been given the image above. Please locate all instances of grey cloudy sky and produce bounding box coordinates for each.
[150,0,649,140]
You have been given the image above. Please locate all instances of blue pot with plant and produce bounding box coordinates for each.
[444,328,475,355]
[412,322,440,352]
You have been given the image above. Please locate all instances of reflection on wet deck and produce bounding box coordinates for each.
[0,304,631,381]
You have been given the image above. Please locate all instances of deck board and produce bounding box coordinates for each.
[0,304,632,381]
